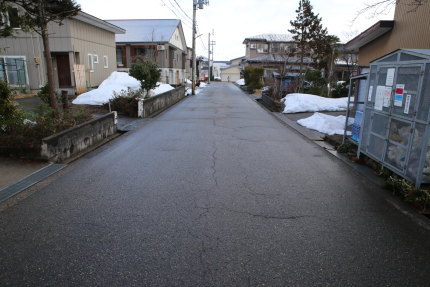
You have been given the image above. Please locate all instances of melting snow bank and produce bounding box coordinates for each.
[281,93,349,113]
[72,72,175,105]
[236,79,245,86]
[297,112,354,135]
[73,72,140,105]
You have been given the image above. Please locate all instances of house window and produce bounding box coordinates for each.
[257,44,268,53]
[87,54,94,72]
[7,7,20,29]
[134,47,155,59]
[93,54,99,64]
[103,56,108,68]
[0,56,28,86]
[271,43,281,53]
[250,43,256,50]
[116,48,124,67]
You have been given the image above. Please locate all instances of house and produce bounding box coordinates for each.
[243,34,307,79]
[0,11,125,94]
[212,61,230,79]
[220,56,245,82]
[344,1,430,69]
[106,19,188,86]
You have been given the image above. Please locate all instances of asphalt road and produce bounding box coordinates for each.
[1,82,430,286]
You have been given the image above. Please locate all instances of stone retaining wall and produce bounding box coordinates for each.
[139,86,186,118]
[41,112,117,162]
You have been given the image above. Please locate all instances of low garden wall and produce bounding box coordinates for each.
[41,112,117,162]
[139,86,186,118]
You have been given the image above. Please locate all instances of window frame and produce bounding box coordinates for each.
[103,55,108,68]
[0,55,29,86]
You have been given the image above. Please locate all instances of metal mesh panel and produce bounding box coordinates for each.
[392,67,420,118]
[385,143,407,170]
[368,135,386,160]
[371,113,389,136]
[360,108,372,152]
[400,53,426,61]
[417,64,430,122]
[378,54,398,63]
[407,123,426,181]
[388,119,411,146]
[366,66,377,107]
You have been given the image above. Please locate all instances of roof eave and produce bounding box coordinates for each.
[344,20,394,52]
[74,11,125,34]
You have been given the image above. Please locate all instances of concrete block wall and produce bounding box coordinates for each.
[41,112,117,162]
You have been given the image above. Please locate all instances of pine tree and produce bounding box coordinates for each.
[1,0,80,116]
[289,0,328,92]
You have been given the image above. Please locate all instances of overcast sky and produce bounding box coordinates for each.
[77,0,395,61]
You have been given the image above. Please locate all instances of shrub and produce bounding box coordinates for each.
[331,83,349,98]
[37,83,61,105]
[107,88,143,117]
[129,60,161,97]
[243,67,264,90]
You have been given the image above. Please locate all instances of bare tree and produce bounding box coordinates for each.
[354,0,428,21]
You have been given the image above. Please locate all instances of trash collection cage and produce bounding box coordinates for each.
[358,49,430,187]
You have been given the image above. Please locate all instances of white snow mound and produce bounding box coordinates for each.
[149,83,174,97]
[72,72,140,105]
[281,93,349,113]
[297,112,354,135]
[236,79,245,86]
[199,82,207,88]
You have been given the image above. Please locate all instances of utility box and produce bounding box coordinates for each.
[358,49,430,187]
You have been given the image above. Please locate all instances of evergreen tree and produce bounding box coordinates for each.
[289,0,328,92]
[0,0,80,116]
[129,60,161,98]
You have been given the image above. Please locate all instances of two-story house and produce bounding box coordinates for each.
[106,19,188,86]
[243,34,310,78]
[0,11,125,94]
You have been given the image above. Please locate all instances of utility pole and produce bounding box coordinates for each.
[191,0,209,95]
[210,38,216,79]
[208,32,211,84]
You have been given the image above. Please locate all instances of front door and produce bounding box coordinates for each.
[56,54,72,87]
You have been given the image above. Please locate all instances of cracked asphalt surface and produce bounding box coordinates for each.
[1,82,430,286]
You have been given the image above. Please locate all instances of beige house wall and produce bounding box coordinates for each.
[221,66,240,82]
[358,1,430,66]
[0,15,119,92]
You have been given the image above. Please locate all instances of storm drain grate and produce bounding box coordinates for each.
[0,164,66,202]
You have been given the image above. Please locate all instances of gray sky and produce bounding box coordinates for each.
[77,0,395,61]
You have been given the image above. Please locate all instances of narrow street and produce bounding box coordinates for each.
[1,82,430,286]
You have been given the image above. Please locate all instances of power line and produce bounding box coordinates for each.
[160,0,193,27]
[173,0,193,21]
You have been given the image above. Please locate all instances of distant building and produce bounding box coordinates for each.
[107,19,188,86]
[220,56,245,82]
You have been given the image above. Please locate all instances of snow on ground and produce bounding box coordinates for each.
[236,79,245,86]
[281,93,349,114]
[297,112,354,135]
[185,79,192,84]
[72,72,175,105]
[199,82,207,88]
[72,72,140,105]
[149,83,174,97]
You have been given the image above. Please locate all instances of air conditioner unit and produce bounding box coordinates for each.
[157,45,165,51]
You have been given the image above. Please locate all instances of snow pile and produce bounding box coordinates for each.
[297,112,354,135]
[149,83,174,97]
[236,79,245,86]
[72,72,140,105]
[185,79,192,84]
[199,82,207,88]
[281,93,349,114]
[72,72,175,105]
